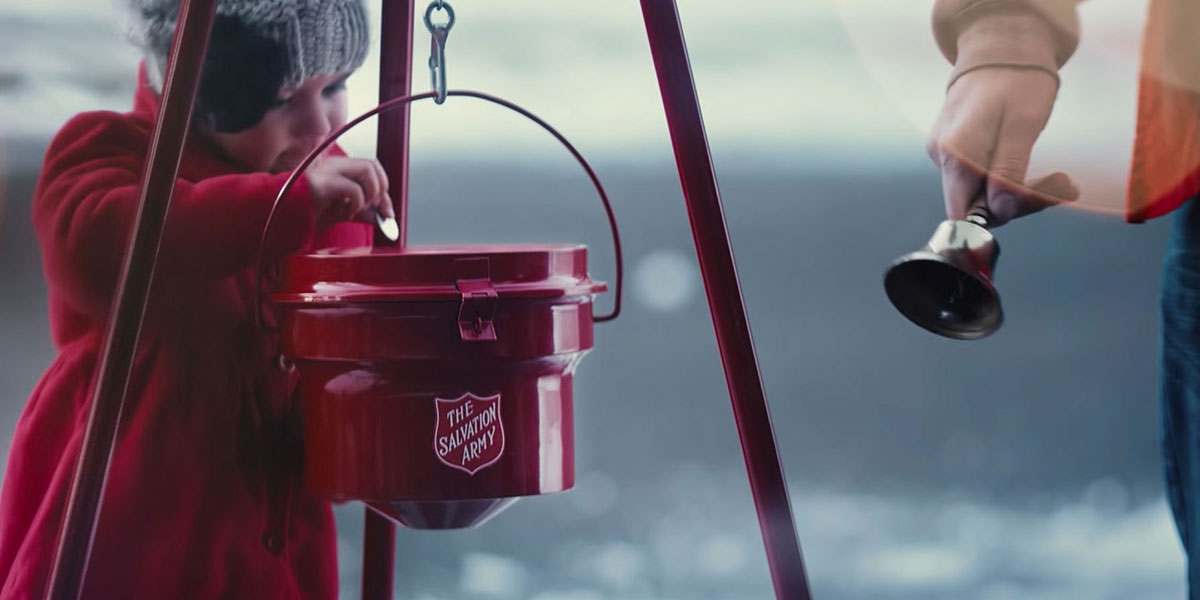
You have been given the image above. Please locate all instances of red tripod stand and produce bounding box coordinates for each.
[44,2,813,598]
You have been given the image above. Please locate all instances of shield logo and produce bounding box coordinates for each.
[433,393,505,475]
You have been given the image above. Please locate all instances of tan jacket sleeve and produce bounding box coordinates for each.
[933,0,1085,87]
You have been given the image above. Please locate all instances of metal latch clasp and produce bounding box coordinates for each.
[455,257,497,341]
[425,0,454,104]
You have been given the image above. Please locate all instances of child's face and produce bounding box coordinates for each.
[205,72,351,174]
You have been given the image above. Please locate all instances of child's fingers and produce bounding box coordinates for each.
[377,194,395,220]
[337,179,378,225]
[339,159,380,206]
[374,159,390,190]
[311,148,329,168]
[370,159,393,218]
[370,159,389,192]
[332,177,366,218]
[350,204,379,224]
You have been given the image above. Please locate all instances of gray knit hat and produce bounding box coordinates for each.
[123,0,370,131]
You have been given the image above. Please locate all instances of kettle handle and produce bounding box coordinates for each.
[255,89,624,329]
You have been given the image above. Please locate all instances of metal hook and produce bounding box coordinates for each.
[424,1,455,104]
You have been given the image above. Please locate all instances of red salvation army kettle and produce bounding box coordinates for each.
[256,89,623,529]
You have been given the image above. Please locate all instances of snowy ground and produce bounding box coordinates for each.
[331,468,1186,599]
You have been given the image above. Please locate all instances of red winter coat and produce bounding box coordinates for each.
[0,66,372,598]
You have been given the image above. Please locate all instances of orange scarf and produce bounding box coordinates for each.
[1128,0,1200,222]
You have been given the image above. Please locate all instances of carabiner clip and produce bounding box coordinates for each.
[425,1,455,105]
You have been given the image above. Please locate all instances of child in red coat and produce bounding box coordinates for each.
[0,1,391,597]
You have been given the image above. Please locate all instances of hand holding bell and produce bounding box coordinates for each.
[884,206,1002,340]
[884,173,1079,340]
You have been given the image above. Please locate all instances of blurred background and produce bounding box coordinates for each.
[0,1,1181,598]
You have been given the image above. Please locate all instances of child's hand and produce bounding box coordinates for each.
[305,156,393,228]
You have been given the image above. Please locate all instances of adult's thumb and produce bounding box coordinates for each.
[1013,171,1079,219]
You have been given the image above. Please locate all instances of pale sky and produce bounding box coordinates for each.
[0,0,1148,212]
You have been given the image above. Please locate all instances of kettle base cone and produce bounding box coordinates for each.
[366,498,520,530]
[884,252,1003,340]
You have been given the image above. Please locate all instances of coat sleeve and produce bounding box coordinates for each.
[32,111,316,315]
[932,0,1086,86]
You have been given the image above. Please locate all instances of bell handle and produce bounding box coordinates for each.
[966,202,993,228]
[255,89,625,330]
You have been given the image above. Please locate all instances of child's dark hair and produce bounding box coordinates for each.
[195,16,289,133]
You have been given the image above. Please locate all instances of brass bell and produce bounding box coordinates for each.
[884,209,1002,340]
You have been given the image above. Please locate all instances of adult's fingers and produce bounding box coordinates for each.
[939,153,989,222]
[1013,171,1080,219]
[986,95,1056,226]
[984,121,1041,226]
[929,92,1002,220]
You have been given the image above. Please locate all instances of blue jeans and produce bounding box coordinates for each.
[1161,196,1200,597]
